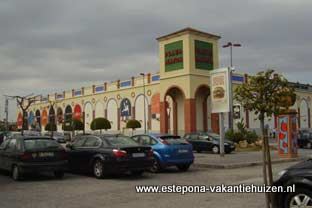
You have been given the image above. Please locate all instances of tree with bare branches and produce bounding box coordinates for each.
[10,95,39,136]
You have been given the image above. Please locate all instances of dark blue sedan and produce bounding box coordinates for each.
[131,134,194,172]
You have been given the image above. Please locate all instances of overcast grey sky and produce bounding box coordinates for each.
[0,0,311,121]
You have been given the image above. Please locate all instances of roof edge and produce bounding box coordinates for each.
[156,27,221,41]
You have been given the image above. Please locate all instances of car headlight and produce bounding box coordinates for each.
[277,170,287,180]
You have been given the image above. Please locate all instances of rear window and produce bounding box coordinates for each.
[105,136,138,146]
[24,139,61,150]
[159,136,188,144]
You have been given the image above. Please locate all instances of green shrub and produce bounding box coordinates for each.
[246,130,258,144]
[62,119,84,131]
[44,123,57,132]
[225,119,259,144]
[225,129,235,141]
[126,119,141,130]
[91,118,111,131]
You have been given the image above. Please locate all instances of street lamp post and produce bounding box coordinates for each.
[222,42,241,130]
[140,73,147,134]
[222,42,241,68]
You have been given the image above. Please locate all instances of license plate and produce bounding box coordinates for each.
[132,153,145,158]
[178,149,188,153]
[38,152,54,157]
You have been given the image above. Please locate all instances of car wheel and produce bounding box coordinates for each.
[150,158,162,173]
[131,170,144,176]
[54,171,64,179]
[212,146,219,154]
[285,188,312,208]
[306,142,312,149]
[93,160,104,179]
[12,165,21,181]
[177,164,191,172]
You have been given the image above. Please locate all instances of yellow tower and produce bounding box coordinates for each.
[157,28,221,134]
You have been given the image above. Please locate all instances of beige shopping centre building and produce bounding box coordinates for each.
[17,28,312,135]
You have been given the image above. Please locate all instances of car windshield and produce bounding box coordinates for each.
[159,135,188,144]
[105,136,138,146]
[24,138,61,150]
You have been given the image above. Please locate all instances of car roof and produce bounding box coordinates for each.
[12,136,53,140]
[135,133,179,138]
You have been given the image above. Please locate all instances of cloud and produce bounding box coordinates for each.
[0,0,311,120]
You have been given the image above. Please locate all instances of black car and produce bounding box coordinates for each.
[44,132,66,144]
[272,159,312,208]
[0,136,68,181]
[66,134,154,178]
[184,132,235,154]
[298,131,312,149]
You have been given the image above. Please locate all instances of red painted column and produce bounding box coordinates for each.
[203,100,208,132]
[184,99,196,134]
[160,101,168,134]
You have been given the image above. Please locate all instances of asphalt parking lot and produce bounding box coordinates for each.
[0,161,299,208]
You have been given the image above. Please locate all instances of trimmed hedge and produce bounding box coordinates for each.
[62,119,84,131]
[44,123,57,132]
[126,119,141,130]
[91,117,111,131]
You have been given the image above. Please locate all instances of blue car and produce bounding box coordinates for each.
[131,134,194,172]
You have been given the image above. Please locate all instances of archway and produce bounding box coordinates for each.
[73,104,82,121]
[135,94,148,134]
[35,110,41,130]
[84,102,93,131]
[56,107,63,131]
[49,107,56,125]
[107,99,118,132]
[300,99,309,129]
[28,111,35,130]
[195,85,210,132]
[17,112,23,129]
[65,105,72,121]
[164,86,185,136]
[41,109,48,128]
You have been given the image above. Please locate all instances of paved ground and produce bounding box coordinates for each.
[0,160,303,208]
[194,148,312,168]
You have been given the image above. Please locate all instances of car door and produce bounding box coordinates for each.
[206,136,215,150]
[0,139,10,169]
[190,134,203,150]
[68,136,87,171]
[80,136,102,169]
